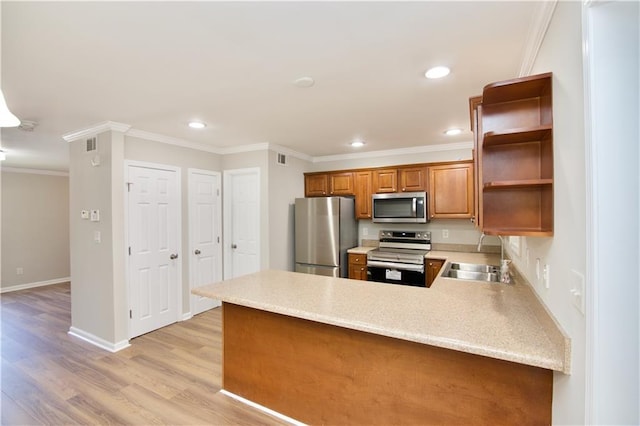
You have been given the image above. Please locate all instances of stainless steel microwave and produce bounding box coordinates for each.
[372,191,429,223]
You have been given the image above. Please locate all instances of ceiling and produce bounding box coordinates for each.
[1,1,543,172]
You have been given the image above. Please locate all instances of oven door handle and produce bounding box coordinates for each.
[366,261,424,273]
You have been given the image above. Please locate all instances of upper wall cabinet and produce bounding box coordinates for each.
[475,72,554,236]
[428,162,473,219]
[372,169,397,193]
[305,172,354,197]
[373,167,427,193]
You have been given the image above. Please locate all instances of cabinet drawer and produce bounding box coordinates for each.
[349,253,367,265]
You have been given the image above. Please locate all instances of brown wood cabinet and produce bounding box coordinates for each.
[469,96,483,228]
[348,253,368,280]
[426,259,445,287]
[354,171,372,219]
[398,166,428,192]
[372,169,397,193]
[305,160,475,221]
[328,172,354,195]
[305,172,354,197]
[476,72,554,236]
[428,162,473,219]
[305,173,328,197]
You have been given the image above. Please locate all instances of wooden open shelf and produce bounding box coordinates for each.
[484,179,553,190]
[483,125,553,147]
[478,72,554,236]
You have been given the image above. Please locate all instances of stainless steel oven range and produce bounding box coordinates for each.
[367,230,431,287]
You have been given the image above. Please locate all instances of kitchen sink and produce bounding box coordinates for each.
[441,262,500,283]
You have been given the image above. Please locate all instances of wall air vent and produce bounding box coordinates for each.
[277,153,287,166]
[86,137,97,152]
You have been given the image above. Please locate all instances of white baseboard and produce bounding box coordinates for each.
[1,277,71,293]
[68,326,131,353]
[220,389,306,426]
[181,312,193,321]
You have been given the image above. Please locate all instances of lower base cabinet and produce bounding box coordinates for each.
[348,253,368,280]
[426,259,445,287]
[223,303,553,425]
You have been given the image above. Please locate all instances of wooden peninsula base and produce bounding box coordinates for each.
[222,302,553,425]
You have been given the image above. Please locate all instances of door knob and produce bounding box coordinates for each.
[170,253,179,260]
[231,244,238,249]
[194,249,201,255]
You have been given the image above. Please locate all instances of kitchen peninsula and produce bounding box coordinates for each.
[193,258,569,425]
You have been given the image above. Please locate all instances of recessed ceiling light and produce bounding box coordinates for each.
[425,66,450,79]
[351,139,365,148]
[293,76,315,88]
[188,121,206,129]
[444,128,462,136]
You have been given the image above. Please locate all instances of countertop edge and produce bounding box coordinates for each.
[192,279,566,373]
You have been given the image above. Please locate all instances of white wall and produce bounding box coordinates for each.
[69,130,123,344]
[583,1,639,423]
[309,145,471,172]
[267,151,307,271]
[502,2,587,424]
[1,170,70,289]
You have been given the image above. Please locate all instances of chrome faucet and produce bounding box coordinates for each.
[476,232,486,252]
[497,235,505,262]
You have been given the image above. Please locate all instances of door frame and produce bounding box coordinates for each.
[223,167,261,280]
[124,160,182,339]
[188,168,223,315]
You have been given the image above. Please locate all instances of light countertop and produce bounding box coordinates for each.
[193,251,570,373]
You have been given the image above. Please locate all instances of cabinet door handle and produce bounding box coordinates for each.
[170,253,179,260]
[194,249,201,255]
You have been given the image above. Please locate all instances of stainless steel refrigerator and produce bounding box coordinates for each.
[295,197,357,278]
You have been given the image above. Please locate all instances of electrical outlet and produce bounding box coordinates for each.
[94,231,101,243]
[543,264,550,289]
[16,267,23,275]
[570,269,585,315]
[442,229,449,239]
[362,227,368,236]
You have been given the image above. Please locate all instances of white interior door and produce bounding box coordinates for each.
[127,163,181,338]
[223,168,260,279]
[189,169,222,315]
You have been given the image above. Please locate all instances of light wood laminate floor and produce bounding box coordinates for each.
[1,283,287,425]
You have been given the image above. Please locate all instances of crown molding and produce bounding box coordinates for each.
[62,123,470,164]
[0,167,69,176]
[519,0,558,77]
[220,142,313,162]
[125,128,224,154]
[312,141,474,163]
[267,144,313,162]
[62,121,131,142]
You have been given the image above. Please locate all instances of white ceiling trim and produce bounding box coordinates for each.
[125,128,224,155]
[1,167,69,176]
[313,141,474,163]
[267,144,313,163]
[220,142,313,162]
[62,121,131,142]
[518,0,558,77]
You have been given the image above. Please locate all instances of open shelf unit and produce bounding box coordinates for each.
[479,72,553,236]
